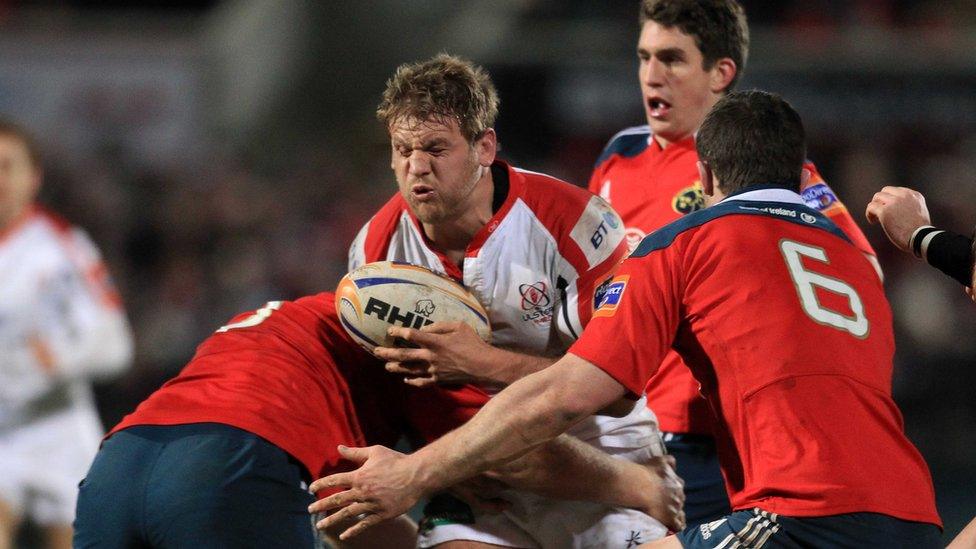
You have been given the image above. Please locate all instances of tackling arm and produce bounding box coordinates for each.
[486,434,685,531]
[308,353,626,540]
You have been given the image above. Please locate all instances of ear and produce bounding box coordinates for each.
[475,128,497,167]
[697,160,715,196]
[709,58,737,94]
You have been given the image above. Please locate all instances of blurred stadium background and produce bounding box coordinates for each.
[1,0,974,543]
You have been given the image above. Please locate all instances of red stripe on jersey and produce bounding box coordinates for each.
[362,196,404,263]
[514,165,593,275]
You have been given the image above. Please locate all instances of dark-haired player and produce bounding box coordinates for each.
[588,0,880,526]
[312,91,942,548]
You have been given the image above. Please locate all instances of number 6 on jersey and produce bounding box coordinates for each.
[780,240,869,338]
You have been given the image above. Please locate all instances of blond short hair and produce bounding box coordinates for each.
[377,53,499,143]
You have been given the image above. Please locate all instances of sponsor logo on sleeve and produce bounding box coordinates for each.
[593,277,612,310]
[571,196,626,266]
[590,211,623,248]
[800,183,837,211]
[593,275,629,318]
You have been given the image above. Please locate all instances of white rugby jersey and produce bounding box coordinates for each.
[349,161,627,357]
[0,207,133,425]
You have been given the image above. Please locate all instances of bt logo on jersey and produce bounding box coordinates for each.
[590,220,611,249]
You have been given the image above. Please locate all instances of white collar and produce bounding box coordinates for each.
[720,188,805,206]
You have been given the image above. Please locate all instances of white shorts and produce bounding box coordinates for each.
[0,402,104,525]
[418,397,668,548]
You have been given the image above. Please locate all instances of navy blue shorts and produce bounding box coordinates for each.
[664,433,732,528]
[677,507,942,548]
[73,423,316,548]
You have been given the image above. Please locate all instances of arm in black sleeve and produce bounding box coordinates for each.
[916,228,975,287]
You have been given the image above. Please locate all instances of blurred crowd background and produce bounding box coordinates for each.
[1,0,974,542]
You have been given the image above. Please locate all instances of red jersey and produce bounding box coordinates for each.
[588,126,877,434]
[110,293,404,479]
[570,188,939,526]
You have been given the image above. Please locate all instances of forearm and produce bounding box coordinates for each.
[487,434,651,509]
[480,346,555,386]
[910,226,975,287]
[412,356,621,495]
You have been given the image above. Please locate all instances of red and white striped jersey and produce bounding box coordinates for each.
[350,160,627,357]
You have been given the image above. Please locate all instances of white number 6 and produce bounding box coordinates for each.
[780,240,868,338]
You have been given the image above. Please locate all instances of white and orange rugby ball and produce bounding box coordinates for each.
[336,261,491,353]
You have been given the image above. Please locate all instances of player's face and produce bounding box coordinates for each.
[0,134,40,230]
[389,116,494,225]
[637,21,725,147]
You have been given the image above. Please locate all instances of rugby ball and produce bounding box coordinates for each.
[336,261,491,353]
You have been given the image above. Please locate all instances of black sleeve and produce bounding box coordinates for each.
[925,230,975,287]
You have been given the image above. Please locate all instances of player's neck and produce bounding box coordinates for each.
[0,204,34,237]
[422,171,494,266]
[652,132,694,150]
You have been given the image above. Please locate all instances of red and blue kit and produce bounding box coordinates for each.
[570,188,940,526]
[589,126,877,435]
[110,293,403,478]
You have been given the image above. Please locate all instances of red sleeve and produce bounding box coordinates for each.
[574,234,628,329]
[801,162,876,257]
[569,244,683,397]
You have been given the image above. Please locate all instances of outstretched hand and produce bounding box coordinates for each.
[865,186,931,253]
[374,321,500,387]
[308,445,427,541]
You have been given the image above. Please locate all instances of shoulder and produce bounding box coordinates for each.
[506,161,600,212]
[25,208,103,265]
[594,125,652,168]
[351,193,410,261]
[367,193,410,228]
[507,164,624,269]
[632,199,851,258]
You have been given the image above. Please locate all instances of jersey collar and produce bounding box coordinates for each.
[721,185,805,206]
